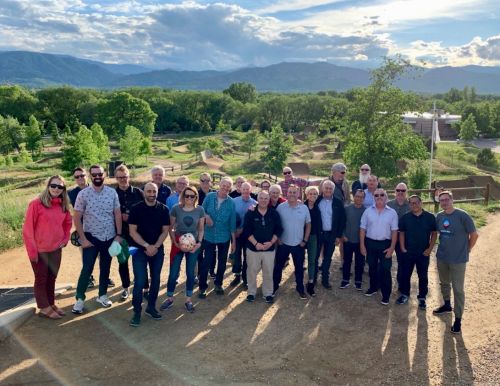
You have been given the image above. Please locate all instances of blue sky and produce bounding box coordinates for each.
[0,0,498,70]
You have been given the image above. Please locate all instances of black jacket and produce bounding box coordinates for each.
[315,195,346,238]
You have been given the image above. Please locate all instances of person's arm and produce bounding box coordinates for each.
[154,225,170,250]
[192,215,205,252]
[73,210,92,248]
[385,230,397,258]
[168,215,178,248]
[300,222,311,248]
[468,231,479,253]
[61,210,73,246]
[114,207,123,243]
[22,201,39,261]
[399,232,407,252]
[423,231,437,256]
[359,228,367,257]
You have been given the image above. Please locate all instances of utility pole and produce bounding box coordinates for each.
[429,101,437,188]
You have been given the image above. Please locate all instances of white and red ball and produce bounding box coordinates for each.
[179,233,196,252]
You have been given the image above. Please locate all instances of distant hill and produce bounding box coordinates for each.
[1,50,500,94]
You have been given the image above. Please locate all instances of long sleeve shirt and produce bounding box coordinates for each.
[202,192,236,243]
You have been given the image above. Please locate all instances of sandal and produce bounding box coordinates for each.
[39,309,62,320]
[51,305,66,316]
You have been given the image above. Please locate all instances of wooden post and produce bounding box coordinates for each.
[484,183,490,206]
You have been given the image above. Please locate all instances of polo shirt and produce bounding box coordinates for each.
[116,185,143,215]
[399,210,437,254]
[202,192,237,244]
[74,185,120,241]
[277,201,311,246]
[388,199,410,220]
[360,205,398,241]
[242,207,283,252]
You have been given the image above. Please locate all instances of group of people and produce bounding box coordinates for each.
[22,162,478,334]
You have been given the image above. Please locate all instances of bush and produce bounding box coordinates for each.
[406,160,429,189]
[476,148,498,169]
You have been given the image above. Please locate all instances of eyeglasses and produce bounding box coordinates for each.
[396,189,407,193]
[374,193,385,197]
[360,168,370,172]
[91,173,103,178]
[116,176,129,180]
[74,174,86,179]
[184,194,196,199]
[283,171,292,175]
[49,184,65,190]
[200,179,210,183]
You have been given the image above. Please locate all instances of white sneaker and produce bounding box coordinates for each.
[72,299,85,314]
[96,295,112,308]
[120,289,129,300]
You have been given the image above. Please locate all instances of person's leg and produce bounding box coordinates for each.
[378,245,392,301]
[365,240,379,292]
[437,260,452,304]
[231,236,243,280]
[342,242,354,283]
[241,243,248,285]
[199,241,215,293]
[131,250,148,313]
[416,255,430,299]
[291,245,306,294]
[262,250,276,297]
[273,245,289,293]
[97,239,114,297]
[147,247,165,310]
[353,243,365,286]
[46,249,62,306]
[167,252,184,297]
[214,241,230,288]
[395,239,404,291]
[75,235,99,300]
[400,252,415,297]
[306,235,318,282]
[118,260,131,289]
[31,253,50,309]
[185,250,198,298]
[246,249,260,296]
[320,233,335,286]
[449,263,467,319]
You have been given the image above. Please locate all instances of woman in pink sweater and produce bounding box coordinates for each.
[23,175,72,319]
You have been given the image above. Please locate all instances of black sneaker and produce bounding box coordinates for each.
[214,286,224,295]
[229,275,241,287]
[265,296,273,304]
[210,272,216,279]
[298,291,307,300]
[306,283,316,297]
[185,302,195,313]
[107,278,115,288]
[246,294,255,302]
[322,282,333,290]
[418,298,427,310]
[339,281,350,289]
[364,288,377,297]
[396,295,409,305]
[433,304,453,315]
[87,275,95,289]
[129,312,141,327]
[381,298,390,306]
[355,282,362,291]
[145,308,162,320]
[451,319,461,334]
[198,291,207,299]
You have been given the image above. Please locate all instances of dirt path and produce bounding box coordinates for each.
[1,215,499,385]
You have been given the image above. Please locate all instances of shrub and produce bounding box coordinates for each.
[476,148,498,169]
[406,160,429,189]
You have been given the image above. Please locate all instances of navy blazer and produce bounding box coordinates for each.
[315,195,346,238]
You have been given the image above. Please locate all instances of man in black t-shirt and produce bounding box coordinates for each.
[397,195,437,310]
[128,182,170,327]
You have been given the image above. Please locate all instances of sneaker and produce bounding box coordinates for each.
[396,295,409,305]
[306,283,316,297]
[160,298,174,311]
[243,282,248,290]
[298,291,307,300]
[129,312,141,327]
[198,291,207,299]
[364,288,377,297]
[214,286,224,295]
[120,289,129,300]
[210,272,216,279]
[433,304,453,315]
[96,295,112,308]
[246,294,255,303]
[185,302,195,313]
[145,308,162,320]
[339,281,350,289]
[87,276,95,289]
[451,319,461,334]
[143,290,149,301]
[272,288,278,298]
[418,298,427,310]
[381,298,390,306]
[194,276,199,285]
[107,278,115,288]
[355,283,362,291]
[229,275,241,287]
[322,282,333,290]
[72,299,85,314]
[265,296,274,304]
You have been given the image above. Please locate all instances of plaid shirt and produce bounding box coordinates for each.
[202,192,236,243]
[279,177,308,197]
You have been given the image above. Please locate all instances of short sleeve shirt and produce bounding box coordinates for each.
[399,210,437,254]
[387,199,410,220]
[277,202,311,246]
[128,201,170,248]
[436,209,476,264]
[74,185,120,241]
[279,177,308,197]
[170,205,205,239]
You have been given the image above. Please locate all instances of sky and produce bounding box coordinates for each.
[0,0,499,70]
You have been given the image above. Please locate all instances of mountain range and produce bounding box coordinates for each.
[1,51,500,94]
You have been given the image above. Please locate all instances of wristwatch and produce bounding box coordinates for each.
[143,242,149,248]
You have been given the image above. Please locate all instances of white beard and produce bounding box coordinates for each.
[359,173,370,184]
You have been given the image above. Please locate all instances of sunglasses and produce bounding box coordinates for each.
[374,193,385,197]
[184,194,196,199]
[200,179,210,183]
[396,189,407,193]
[91,173,104,178]
[74,174,86,179]
[49,184,65,190]
[360,168,370,172]
[283,171,292,175]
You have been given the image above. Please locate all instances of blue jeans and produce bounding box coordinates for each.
[132,247,164,313]
[366,238,392,300]
[75,233,113,300]
[167,250,199,297]
[317,231,336,285]
[199,240,230,291]
[273,244,305,293]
